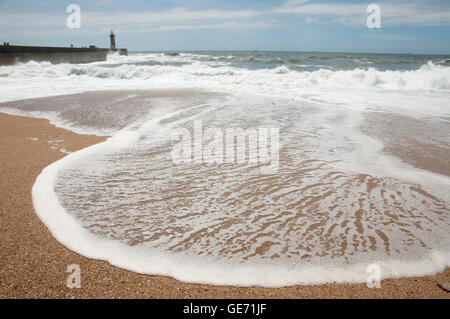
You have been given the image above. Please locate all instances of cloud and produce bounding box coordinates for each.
[1,0,449,40]
[277,0,450,27]
[147,22,271,32]
[79,7,263,28]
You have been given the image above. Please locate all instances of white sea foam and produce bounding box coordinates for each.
[1,55,449,120]
[32,100,450,286]
[1,52,449,286]
[0,55,449,94]
[30,156,450,286]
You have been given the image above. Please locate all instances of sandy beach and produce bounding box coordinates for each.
[0,112,449,299]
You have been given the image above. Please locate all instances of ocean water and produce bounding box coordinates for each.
[0,51,449,286]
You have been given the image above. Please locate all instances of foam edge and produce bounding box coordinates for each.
[31,140,450,288]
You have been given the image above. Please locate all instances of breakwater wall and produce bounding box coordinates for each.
[0,45,127,66]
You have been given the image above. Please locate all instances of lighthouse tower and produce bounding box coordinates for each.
[110,30,116,51]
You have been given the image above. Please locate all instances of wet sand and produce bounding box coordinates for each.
[361,112,450,177]
[0,112,449,298]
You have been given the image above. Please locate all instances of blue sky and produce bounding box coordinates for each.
[0,0,449,54]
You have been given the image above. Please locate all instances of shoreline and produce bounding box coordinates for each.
[0,112,449,298]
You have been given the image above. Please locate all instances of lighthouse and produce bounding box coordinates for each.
[110,30,116,50]
[107,31,127,56]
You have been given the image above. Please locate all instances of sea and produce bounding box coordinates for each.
[0,51,449,286]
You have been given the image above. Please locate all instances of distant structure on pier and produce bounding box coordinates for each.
[110,31,116,50]
[109,30,127,56]
[0,32,128,66]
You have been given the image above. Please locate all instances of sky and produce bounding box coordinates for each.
[0,0,449,54]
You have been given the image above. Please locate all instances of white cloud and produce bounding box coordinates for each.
[0,0,449,39]
[80,7,263,28]
[149,22,271,32]
[277,1,450,27]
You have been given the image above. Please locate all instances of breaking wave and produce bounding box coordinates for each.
[0,55,449,94]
